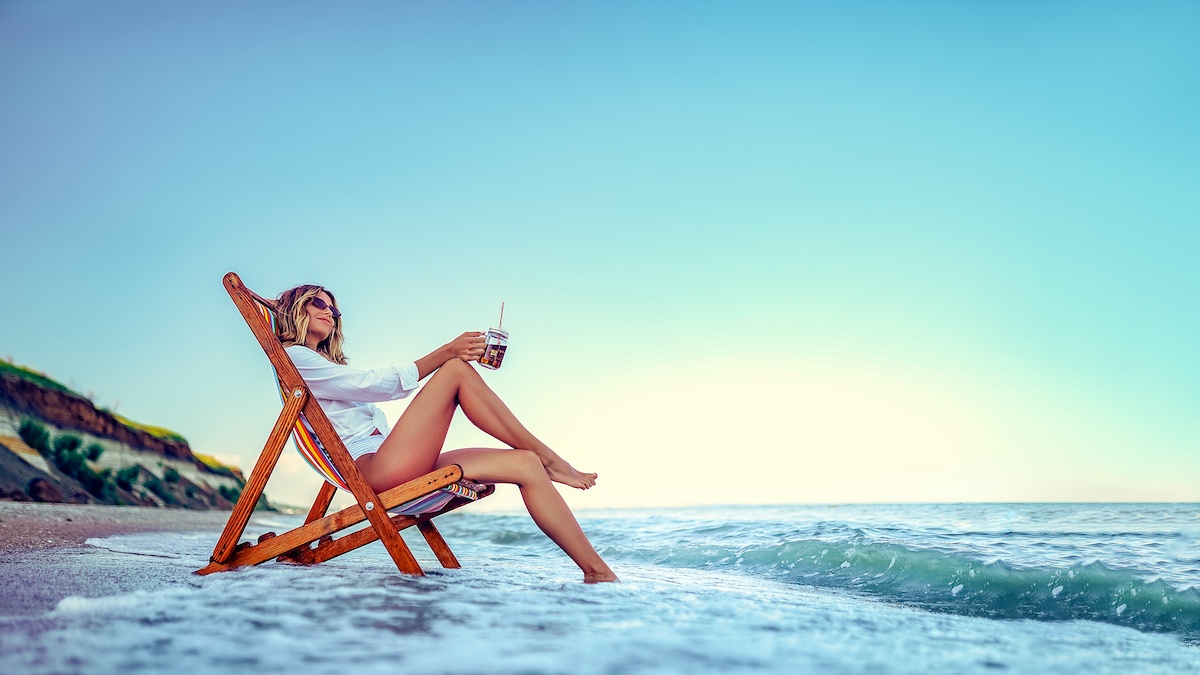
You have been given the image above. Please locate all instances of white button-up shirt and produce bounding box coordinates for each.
[285,345,420,447]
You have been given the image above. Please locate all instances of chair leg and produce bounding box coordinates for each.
[209,393,304,564]
[274,481,340,562]
[306,482,338,524]
[417,520,461,569]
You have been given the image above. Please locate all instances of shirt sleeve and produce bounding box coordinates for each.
[285,345,419,402]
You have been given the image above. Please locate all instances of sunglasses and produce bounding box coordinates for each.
[309,296,341,319]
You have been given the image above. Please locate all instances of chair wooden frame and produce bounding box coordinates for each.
[197,272,492,577]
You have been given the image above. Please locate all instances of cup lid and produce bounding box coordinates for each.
[487,327,509,339]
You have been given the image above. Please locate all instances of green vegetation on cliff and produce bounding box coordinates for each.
[110,412,187,444]
[0,361,76,395]
[2,357,260,510]
[17,418,252,509]
[2,359,188,445]
[20,420,116,503]
[193,452,241,479]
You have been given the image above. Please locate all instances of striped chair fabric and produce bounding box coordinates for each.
[252,299,479,515]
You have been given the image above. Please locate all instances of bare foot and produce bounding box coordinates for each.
[584,570,619,583]
[540,452,597,490]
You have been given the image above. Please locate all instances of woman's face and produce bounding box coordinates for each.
[303,290,338,348]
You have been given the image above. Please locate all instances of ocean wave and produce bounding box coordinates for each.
[603,534,1200,639]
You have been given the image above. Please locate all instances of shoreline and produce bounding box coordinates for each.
[0,502,242,619]
[0,501,234,555]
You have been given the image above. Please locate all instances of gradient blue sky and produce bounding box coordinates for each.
[2,1,1197,509]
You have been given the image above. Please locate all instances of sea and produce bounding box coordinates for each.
[1,502,1198,674]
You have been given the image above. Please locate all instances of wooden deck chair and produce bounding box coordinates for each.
[197,272,493,577]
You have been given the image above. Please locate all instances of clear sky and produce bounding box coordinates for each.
[2,0,1197,510]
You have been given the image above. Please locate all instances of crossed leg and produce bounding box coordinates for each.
[354,359,616,582]
[358,358,595,490]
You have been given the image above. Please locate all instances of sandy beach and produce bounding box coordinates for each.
[0,502,234,619]
[0,502,233,555]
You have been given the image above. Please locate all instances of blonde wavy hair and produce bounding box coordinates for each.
[275,284,347,364]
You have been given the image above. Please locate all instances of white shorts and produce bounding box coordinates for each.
[344,434,385,461]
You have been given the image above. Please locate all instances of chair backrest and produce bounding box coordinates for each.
[227,274,481,512]
[245,295,350,491]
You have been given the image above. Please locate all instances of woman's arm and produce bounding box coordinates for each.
[286,345,419,402]
[414,332,486,380]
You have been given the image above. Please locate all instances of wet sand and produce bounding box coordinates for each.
[0,502,236,618]
[0,502,233,555]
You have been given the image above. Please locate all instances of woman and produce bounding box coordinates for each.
[275,284,617,583]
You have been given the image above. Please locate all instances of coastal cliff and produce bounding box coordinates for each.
[0,360,257,510]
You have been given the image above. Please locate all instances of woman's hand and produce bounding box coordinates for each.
[447,331,486,362]
[415,332,487,380]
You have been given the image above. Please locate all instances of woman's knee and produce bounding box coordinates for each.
[434,357,476,382]
[507,449,546,481]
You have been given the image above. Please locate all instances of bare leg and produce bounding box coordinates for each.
[360,359,596,489]
[351,360,614,581]
[435,447,617,582]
